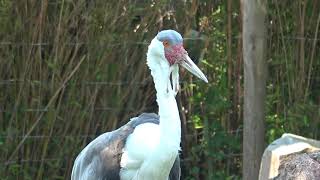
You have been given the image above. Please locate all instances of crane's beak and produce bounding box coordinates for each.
[180,54,208,83]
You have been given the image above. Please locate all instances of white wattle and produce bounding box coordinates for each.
[120,38,181,180]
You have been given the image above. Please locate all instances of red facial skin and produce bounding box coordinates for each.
[164,43,187,66]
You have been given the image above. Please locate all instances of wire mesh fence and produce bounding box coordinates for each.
[1,130,243,166]
[1,0,320,179]
[1,34,319,167]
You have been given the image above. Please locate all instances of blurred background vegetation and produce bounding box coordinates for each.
[0,0,319,179]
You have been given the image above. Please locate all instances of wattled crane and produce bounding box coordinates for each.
[71,30,208,180]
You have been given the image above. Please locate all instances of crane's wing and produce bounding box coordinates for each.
[169,156,181,180]
[71,113,181,180]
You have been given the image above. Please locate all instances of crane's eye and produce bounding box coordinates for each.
[163,41,170,48]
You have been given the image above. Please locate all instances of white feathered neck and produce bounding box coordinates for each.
[120,38,181,180]
[140,37,181,178]
[146,37,181,147]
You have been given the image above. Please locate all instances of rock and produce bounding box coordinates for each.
[259,133,320,180]
[274,151,320,180]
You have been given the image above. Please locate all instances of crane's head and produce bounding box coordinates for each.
[147,30,208,94]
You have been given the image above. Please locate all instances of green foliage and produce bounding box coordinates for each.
[265,0,320,144]
[266,93,320,143]
[185,71,241,179]
[183,4,242,177]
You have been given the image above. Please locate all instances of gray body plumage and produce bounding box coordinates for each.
[71,113,181,180]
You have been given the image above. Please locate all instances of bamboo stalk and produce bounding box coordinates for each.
[6,56,86,164]
[304,11,320,102]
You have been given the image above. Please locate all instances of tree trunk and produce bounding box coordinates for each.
[242,0,267,179]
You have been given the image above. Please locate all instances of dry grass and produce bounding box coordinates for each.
[0,0,203,179]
